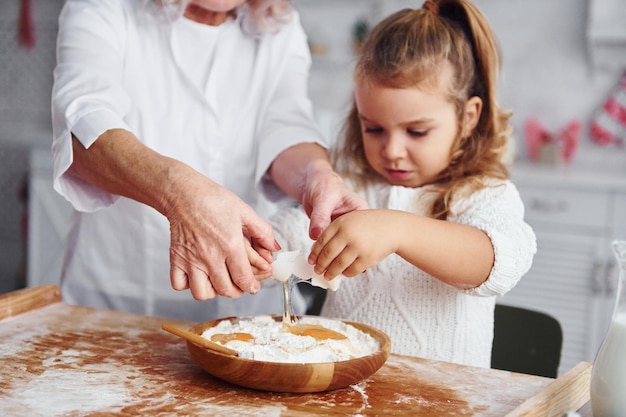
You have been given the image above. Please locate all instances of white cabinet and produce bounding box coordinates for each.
[27,146,73,288]
[502,163,626,376]
[613,194,626,236]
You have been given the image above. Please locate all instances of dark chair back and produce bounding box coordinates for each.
[491,304,563,378]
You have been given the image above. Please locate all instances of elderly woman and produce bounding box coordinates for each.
[51,0,366,321]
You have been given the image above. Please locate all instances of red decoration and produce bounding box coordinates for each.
[590,72,626,146]
[18,0,36,48]
[524,118,581,164]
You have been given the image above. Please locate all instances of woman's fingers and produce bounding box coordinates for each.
[204,261,243,299]
[169,239,243,300]
[165,175,280,299]
[187,265,218,300]
[170,265,190,291]
[247,239,273,281]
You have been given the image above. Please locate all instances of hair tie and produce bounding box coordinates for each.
[423,0,439,14]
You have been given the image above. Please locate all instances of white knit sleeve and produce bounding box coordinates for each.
[269,204,315,254]
[452,180,537,297]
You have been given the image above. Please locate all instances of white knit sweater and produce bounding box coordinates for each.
[270,179,536,368]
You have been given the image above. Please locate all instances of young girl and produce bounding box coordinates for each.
[268,0,536,368]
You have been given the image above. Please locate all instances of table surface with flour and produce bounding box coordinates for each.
[0,285,593,416]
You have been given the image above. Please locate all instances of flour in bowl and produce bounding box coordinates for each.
[200,316,379,363]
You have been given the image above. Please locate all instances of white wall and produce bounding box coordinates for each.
[475,0,625,171]
[296,0,626,171]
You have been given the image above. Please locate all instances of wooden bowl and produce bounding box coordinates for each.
[186,315,391,393]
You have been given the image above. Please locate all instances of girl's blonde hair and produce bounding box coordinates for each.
[334,0,511,220]
[146,0,292,36]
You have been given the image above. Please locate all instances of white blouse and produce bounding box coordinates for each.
[271,179,537,368]
[51,0,321,320]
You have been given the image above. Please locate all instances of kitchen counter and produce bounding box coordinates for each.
[510,160,626,192]
[0,285,592,416]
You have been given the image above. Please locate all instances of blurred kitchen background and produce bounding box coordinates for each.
[0,0,624,376]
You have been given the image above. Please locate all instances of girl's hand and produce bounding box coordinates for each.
[309,209,400,279]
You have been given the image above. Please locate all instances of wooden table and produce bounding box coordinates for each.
[0,285,592,416]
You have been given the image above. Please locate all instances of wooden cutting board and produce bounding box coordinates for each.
[0,285,592,416]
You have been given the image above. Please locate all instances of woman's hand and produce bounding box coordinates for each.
[165,171,280,300]
[70,130,280,301]
[268,143,368,241]
[245,238,274,282]
[300,160,369,240]
[308,209,399,279]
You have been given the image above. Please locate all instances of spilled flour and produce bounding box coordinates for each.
[201,315,379,363]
